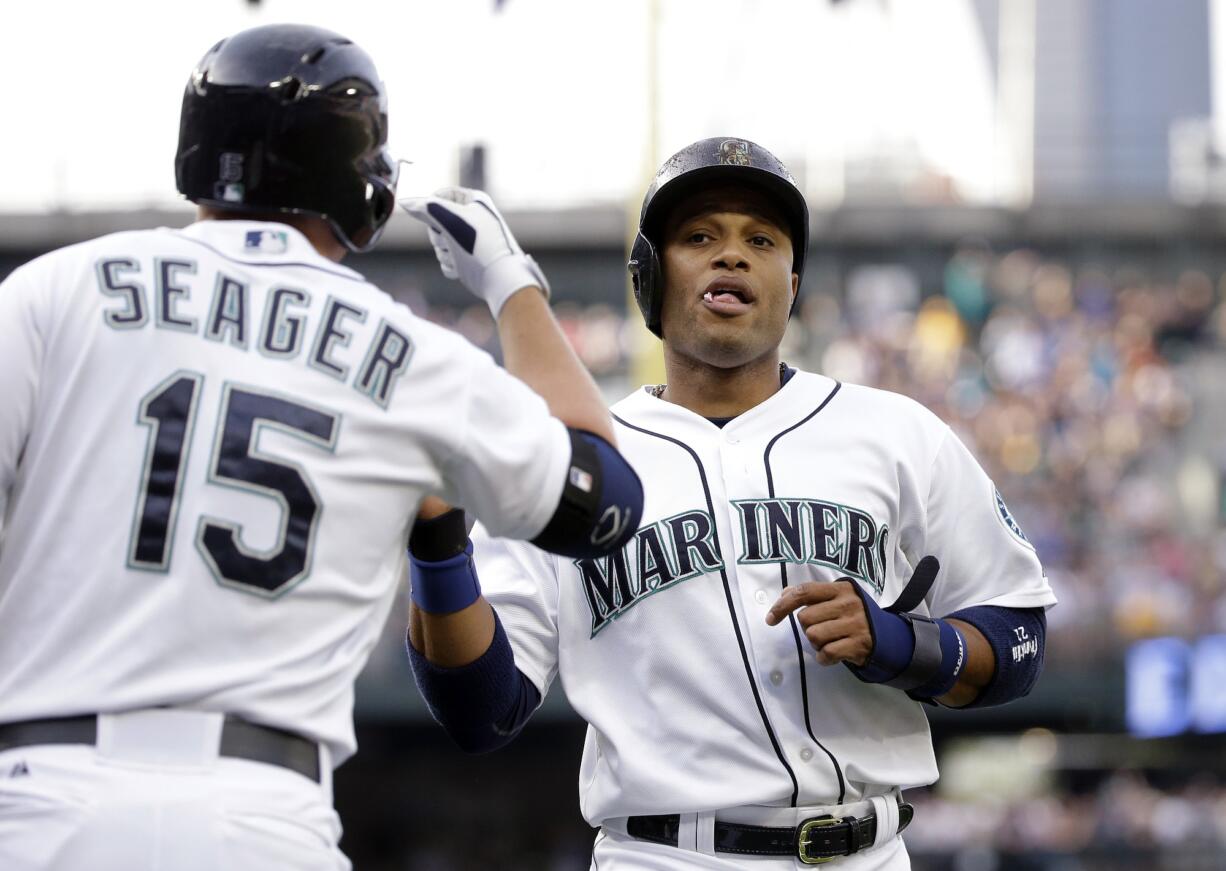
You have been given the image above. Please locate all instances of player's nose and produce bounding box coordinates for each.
[711,239,750,271]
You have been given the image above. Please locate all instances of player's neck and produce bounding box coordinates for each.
[658,350,784,418]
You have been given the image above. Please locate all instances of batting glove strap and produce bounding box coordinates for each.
[409,541,481,615]
[844,580,967,702]
[890,614,967,702]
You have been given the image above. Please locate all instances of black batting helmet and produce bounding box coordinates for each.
[627,137,809,337]
[175,24,398,253]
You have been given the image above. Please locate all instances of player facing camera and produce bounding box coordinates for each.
[629,137,808,338]
[655,181,800,368]
[407,135,1054,869]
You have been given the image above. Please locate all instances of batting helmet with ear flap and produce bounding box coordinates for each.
[175,24,399,253]
[627,137,809,338]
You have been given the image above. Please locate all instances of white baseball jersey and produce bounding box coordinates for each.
[474,370,1056,825]
[0,219,571,765]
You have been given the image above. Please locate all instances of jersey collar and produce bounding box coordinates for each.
[617,367,837,435]
[171,220,366,282]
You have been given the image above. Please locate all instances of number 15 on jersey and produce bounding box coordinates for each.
[129,371,339,598]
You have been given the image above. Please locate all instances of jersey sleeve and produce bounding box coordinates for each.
[441,353,571,541]
[0,264,46,533]
[470,521,561,698]
[921,426,1057,617]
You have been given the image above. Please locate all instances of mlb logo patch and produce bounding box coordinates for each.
[569,466,594,493]
[244,230,289,254]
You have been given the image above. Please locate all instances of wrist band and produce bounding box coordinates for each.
[410,541,481,615]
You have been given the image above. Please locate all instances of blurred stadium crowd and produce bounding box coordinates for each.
[906,771,1226,870]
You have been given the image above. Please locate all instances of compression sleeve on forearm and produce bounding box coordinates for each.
[947,604,1046,708]
[406,613,542,753]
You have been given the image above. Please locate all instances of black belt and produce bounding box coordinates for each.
[0,714,321,783]
[626,800,913,865]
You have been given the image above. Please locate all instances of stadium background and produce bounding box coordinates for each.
[3,0,1226,868]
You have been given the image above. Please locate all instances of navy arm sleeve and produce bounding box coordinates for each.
[406,613,541,753]
[947,605,1047,708]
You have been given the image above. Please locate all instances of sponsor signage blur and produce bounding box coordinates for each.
[1126,635,1226,737]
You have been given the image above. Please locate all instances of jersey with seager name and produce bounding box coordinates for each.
[0,220,571,764]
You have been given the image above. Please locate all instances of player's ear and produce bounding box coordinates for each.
[790,272,799,303]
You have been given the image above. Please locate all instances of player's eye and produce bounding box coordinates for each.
[687,231,712,244]
[749,234,774,247]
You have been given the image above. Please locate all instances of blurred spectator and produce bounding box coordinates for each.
[905,770,1226,865]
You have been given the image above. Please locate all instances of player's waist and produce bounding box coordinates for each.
[602,790,911,864]
[0,709,324,784]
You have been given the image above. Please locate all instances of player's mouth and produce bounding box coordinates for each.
[700,276,755,315]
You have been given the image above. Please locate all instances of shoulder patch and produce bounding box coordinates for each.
[994,487,1033,549]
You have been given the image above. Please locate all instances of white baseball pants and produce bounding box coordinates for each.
[0,710,347,871]
[592,829,909,870]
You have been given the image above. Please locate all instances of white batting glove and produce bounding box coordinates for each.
[400,186,550,317]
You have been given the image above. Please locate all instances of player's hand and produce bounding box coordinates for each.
[399,186,550,317]
[765,580,872,667]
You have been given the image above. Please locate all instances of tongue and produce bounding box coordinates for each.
[711,291,741,303]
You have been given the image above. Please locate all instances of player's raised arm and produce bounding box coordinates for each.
[402,188,613,443]
[402,188,642,565]
[397,191,641,747]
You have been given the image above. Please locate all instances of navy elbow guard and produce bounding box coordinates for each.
[530,429,643,559]
[406,614,542,753]
[947,605,1046,708]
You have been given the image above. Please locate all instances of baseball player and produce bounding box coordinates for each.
[406,138,1056,869]
[0,24,641,871]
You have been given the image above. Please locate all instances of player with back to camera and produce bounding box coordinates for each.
[0,23,643,871]
[407,138,1057,869]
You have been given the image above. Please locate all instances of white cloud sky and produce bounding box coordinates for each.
[0,0,1006,212]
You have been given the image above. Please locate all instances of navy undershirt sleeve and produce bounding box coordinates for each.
[407,614,542,753]
[947,604,1047,708]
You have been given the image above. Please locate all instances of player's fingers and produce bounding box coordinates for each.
[433,185,475,205]
[399,195,438,224]
[764,582,839,626]
[778,582,864,629]
[793,600,847,630]
[802,615,860,650]
[810,633,872,668]
[430,247,457,280]
[425,229,459,278]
